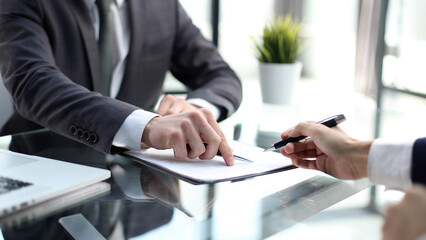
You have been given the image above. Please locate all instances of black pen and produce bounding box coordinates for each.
[263,114,346,152]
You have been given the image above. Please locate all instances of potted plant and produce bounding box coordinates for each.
[253,15,303,105]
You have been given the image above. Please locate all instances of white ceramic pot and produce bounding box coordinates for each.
[258,61,302,105]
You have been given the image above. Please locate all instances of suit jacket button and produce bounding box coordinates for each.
[70,125,77,134]
[82,131,90,140]
[88,133,98,143]
[75,129,83,138]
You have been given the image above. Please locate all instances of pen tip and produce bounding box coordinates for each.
[263,146,274,152]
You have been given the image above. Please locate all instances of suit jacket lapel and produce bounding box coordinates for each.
[117,0,145,99]
[68,0,100,92]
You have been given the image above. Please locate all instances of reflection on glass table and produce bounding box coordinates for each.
[0,130,370,239]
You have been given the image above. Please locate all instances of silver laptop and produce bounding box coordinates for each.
[0,149,110,217]
[0,182,111,228]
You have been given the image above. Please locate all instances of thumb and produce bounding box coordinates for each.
[289,121,316,138]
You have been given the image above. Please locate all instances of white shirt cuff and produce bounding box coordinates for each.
[112,110,159,150]
[368,138,416,190]
[187,98,220,120]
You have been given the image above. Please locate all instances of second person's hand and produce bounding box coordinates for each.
[280,121,371,180]
[382,184,426,240]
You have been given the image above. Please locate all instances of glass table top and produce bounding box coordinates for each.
[0,129,369,240]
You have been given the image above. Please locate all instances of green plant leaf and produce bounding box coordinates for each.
[252,14,302,64]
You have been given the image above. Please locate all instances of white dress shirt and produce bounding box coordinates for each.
[84,0,220,150]
[368,137,416,190]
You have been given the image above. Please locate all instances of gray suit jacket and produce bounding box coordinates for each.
[0,0,242,153]
[412,138,426,186]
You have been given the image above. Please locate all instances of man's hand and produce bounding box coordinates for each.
[141,108,234,166]
[280,121,371,180]
[382,185,426,240]
[157,94,199,116]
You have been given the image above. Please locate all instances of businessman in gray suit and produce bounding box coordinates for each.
[0,0,242,165]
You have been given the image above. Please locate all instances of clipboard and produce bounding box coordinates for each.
[123,141,296,185]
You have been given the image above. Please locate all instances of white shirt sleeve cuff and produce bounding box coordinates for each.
[112,110,159,151]
[368,137,416,190]
[187,98,220,120]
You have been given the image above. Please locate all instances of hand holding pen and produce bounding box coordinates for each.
[264,114,346,152]
[278,114,371,180]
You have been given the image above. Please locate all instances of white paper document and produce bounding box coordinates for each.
[124,141,295,184]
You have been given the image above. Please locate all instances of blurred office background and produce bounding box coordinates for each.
[174,0,426,239]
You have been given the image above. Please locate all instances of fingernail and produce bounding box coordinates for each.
[226,156,234,166]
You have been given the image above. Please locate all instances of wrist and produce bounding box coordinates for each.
[349,140,372,179]
[141,116,159,149]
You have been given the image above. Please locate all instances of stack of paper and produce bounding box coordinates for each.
[124,141,295,184]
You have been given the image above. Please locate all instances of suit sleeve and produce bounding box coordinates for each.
[0,0,138,153]
[169,1,242,121]
[411,137,426,185]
